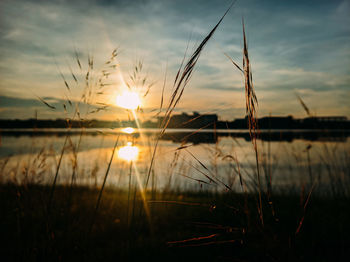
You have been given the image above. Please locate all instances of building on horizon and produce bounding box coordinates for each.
[157,112,218,129]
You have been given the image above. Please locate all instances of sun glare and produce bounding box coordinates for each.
[118,142,139,161]
[121,127,135,134]
[116,91,141,110]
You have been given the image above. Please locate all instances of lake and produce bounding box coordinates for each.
[0,128,349,195]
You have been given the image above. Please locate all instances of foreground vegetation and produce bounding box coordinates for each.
[1,184,349,261]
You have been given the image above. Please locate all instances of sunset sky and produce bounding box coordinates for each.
[0,0,349,121]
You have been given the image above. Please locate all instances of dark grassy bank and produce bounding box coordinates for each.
[0,184,349,261]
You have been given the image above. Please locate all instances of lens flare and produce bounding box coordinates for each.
[116,91,141,110]
[118,142,139,161]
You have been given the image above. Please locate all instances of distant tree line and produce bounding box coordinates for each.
[0,113,349,129]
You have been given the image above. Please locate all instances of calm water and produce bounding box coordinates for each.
[0,128,349,194]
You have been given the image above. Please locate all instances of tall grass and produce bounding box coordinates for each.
[225,19,263,226]
[144,3,233,191]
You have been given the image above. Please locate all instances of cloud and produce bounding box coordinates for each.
[0,95,117,119]
[0,0,349,120]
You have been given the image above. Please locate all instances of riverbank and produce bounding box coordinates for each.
[1,184,349,261]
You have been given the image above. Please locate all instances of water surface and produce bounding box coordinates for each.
[1,128,349,195]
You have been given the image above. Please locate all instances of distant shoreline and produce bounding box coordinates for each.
[1,114,349,130]
[1,127,349,143]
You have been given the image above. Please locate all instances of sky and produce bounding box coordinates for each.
[0,0,349,121]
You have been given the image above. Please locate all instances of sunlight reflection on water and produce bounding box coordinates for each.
[118,142,139,161]
[0,130,349,194]
[121,127,135,134]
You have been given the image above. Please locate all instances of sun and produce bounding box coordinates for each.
[116,91,141,110]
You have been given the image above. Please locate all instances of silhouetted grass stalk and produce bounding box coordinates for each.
[89,135,119,235]
[47,135,68,215]
[242,19,263,226]
[144,3,234,190]
[127,160,133,227]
